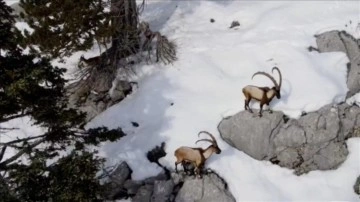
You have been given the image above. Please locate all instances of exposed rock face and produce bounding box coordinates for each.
[104,166,235,202]
[315,31,360,98]
[219,110,283,160]
[218,103,360,175]
[103,144,235,201]
[67,77,134,121]
[104,161,133,200]
[219,31,360,175]
[354,176,360,196]
[174,172,235,202]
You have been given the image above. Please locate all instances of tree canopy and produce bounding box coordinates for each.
[0,1,124,200]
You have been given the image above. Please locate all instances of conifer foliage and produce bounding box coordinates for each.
[20,0,114,58]
[0,1,125,200]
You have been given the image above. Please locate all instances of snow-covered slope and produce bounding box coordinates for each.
[4,0,360,200]
[86,1,360,200]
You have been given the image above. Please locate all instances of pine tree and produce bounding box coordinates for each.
[19,0,177,66]
[20,0,141,61]
[0,1,124,200]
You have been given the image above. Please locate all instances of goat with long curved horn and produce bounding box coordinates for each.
[242,66,283,117]
[174,131,221,178]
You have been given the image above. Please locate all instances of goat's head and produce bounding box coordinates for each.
[252,66,282,98]
[195,131,221,154]
[78,54,86,69]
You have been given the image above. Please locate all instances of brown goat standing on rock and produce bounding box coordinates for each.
[242,67,282,117]
[174,131,221,178]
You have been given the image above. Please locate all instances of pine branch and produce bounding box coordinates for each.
[0,134,46,146]
[0,138,45,169]
[0,113,28,123]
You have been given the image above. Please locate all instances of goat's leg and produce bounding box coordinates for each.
[194,167,202,179]
[245,98,253,113]
[259,102,264,117]
[175,162,180,173]
[267,104,273,114]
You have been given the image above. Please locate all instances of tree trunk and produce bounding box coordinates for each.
[110,0,139,68]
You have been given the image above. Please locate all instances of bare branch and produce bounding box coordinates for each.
[0,146,7,162]
[0,113,28,123]
[0,127,19,134]
[0,138,45,169]
[0,134,46,146]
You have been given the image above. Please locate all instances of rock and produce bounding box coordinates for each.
[219,103,357,174]
[151,180,174,202]
[312,141,348,170]
[315,31,360,98]
[104,162,236,202]
[175,172,235,202]
[315,30,346,53]
[338,104,360,139]
[132,184,154,202]
[229,20,240,29]
[143,172,168,185]
[218,110,283,160]
[131,121,140,127]
[298,105,340,145]
[110,80,134,102]
[210,18,215,23]
[104,162,132,199]
[354,176,360,195]
[124,180,143,196]
[66,66,135,121]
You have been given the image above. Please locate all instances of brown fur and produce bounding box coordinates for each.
[78,55,102,69]
[174,132,221,178]
[242,67,282,117]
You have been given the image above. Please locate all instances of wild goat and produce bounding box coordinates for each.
[174,131,221,178]
[242,67,282,117]
[77,54,102,69]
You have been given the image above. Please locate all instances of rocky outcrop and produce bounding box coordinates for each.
[174,172,235,202]
[103,162,235,202]
[219,31,360,175]
[103,161,133,199]
[354,176,360,196]
[219,102,360,175]
[67,77,135,122]
[315,31,360,98]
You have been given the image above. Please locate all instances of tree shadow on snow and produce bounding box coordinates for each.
[87,72,177,177]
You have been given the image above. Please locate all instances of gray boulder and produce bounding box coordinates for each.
[175,172,235,202]
[113,170,235,202]
[315,31,360,98]
[132,184,154,202]
[104,162,132,199]
[218,110,283,159]
[151,180,174,202]
[67,78,133,121]
[123,179,143,196]
[219,103,359,175]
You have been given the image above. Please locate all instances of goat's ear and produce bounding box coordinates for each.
[80,54,84,60]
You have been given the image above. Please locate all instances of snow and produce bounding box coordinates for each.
[347,92,360,107]
[0,117,44,163]
[3,0,360,201]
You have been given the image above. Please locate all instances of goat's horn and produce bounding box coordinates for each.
[195,139,213,145]
[198,131,217,145]
[272,67,282,90]
[252,71,278,89]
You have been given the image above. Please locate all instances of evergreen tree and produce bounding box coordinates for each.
[19,0,176,66]
[0,1,124,200]
[20,0,142,61]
